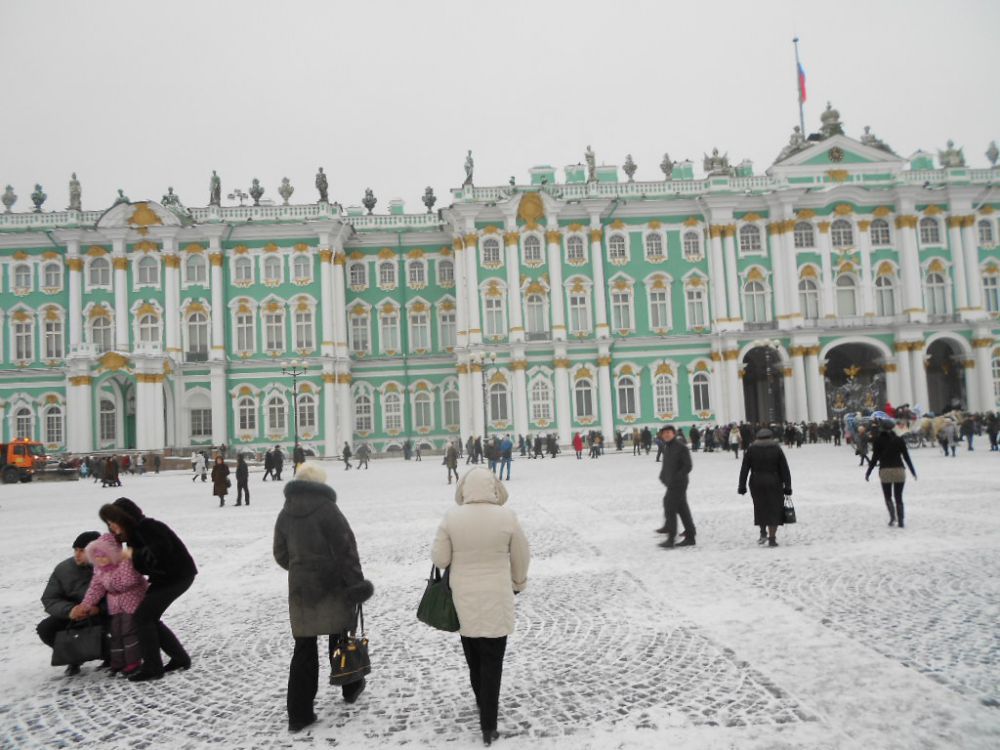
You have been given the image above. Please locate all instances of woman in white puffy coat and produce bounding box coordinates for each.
[431,467,530,747]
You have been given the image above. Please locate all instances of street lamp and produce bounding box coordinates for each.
[470,351,497,442]
[282,359,307,451]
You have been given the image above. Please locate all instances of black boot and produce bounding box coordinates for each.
[884,497,896,527]
[482,729,500,746]
[758,529,767,545]
[768,537,778,547]
[654,525,669,534]
[658,535,675,549]
[896,500,904,528]
[676,535,696,547]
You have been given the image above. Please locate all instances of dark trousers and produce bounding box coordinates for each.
[263,468,274,481]
[881,482,905,525]
[663,484,695,538]
[237,482,249,504]
[499,458,511,480]
[447,466,459,482]
[133,576,194,675]
[460,635,507,733]
[287,636,360,723]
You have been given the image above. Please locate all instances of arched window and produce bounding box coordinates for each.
[11,263,31,289]
[482,237,502,265]
[380,307,400,352]
[875,275,897,316]
[979,220,995,246]
[489,383,508,422]
[43,262,62,289]
[608,234,627,261]
[408,260,426,287]
[617,376,637,418]
[566,235,585,263]
[349,262,367,287]
[743,280,768,322]
[237,396,257,431]
[798,278,820,319]
[692,372,711,412]
[831,219,854,248]
[919,217,941,245]
[983,274,1000,313]
[137,255,159,285]
[925,272,948,315]
[186,312,209,360]
[89,257,111,287]
[835,274,858,317]
[15,407,33,439]
[437,259,453,285]
[354,393,373,432]
[414,392,432,430]
[184,254,207,284]
[683,231,701,259]
[870,219,891,246]
[739,225,762,253]
[525,294,547,335]
[266,396,287,433]
[45,405,63,445]
[793,222,815,249]
[138,314,160,345]
[574,378,594,419]
[654,374,675,415]
[443,390,460,428]
[91,315,113,352]
[293,254,312,282]
[99,399,116,442]
[297,393,316,431]
[383,392,403,431]
[264,308,285,352]
[294,308,314,350]
[263,255,282,283]
[645,233,664,260]
[530,380,552,422]
[233,256,253,283]
[378,261,396,287]
[523,235,542,264]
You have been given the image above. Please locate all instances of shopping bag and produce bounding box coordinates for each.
[416,565,460,632]
[51,619,104,666]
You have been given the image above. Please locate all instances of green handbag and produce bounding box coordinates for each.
[416,565,460,632]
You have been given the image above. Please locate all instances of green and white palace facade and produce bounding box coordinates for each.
[3,116,1000,455]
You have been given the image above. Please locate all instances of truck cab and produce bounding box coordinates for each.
[0,439,49,484]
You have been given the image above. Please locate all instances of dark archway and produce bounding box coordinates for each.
[824,343,886,417]
[742,346,786,425]
[925,339,967,413]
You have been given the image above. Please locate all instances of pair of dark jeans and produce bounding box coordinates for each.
[133,576,194,675]
[237,482,250,504]
[460,635,507,733]
[287,636,363,723]
[663,483,695,538]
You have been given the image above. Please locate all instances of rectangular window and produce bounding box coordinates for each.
[440,311,456,349]
[437,261,454,285]
[44,319,64,359]
[414,397,432,430]
[234,258,254,283]
[46,410,63,444]
[351,315,369,352]
[44,264,62,288]
[484,297,505,336]
[444,392,460,426]
[236,313,254,353]
[14,321,33,360]
[238,400,256,431]
[298,398,316,430]
[408,262,425,286]
[190,409,212,438]
[100,409,115,442]
[384,396,402,431]
[611,291,632,330]
[649,289,669,329]
[264,313,284,351]
[410,313,429,351]
[686,288,706,328]
[984,276,1000,314]
[381,313,399,352]
[294,311,314,350]
[569,293,590,334]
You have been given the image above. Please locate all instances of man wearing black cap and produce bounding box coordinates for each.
[655,425,696,548]
[37,531,104,675]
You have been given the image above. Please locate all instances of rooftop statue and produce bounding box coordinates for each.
[938,140,966,168]
[703,148,732,176]
[988,141,999,168]
[68,173,81,211]
[249,178,264,206]
[463,150,474,186]
[1,185,15,213]
[209,170,221,206]
[585,145,597,182]
[161,186,179,206]
[623,154,637,182]
[860,125,895,154]
[112,188,129,206]
[278,177,294,205]
[422,186,437,213]
[660,152,673,179]
[31,184,47,212]
[820,102,844,138]
[775,126,808,162]
[362,188,377,214]
[315,167,329,203]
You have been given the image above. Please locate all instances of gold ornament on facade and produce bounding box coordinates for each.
[799,265,818,279]
[336,373,352,384]
[293,243,309,253]
[553,357,571,369]
[485,281,503,297]
[136,373,165,384]
[838,260,856,273]
[795,209,816,220]
[961,215,977,228]
[873,206,891,218]
[826,169,849,183]
[574,366,593,381]
[410,301,428,313]
[688,276,704,287]
[927,259,945,274]
[321,373,336,384]
[66,257,84,271]
[481,225,500,235]
[817,221,831,234]
[111,257,128,270]
[655,363,673,376]
[184,243,206,254]
[610,219,625,230]
[69,375,93,386]
[588,228,603,242]
[163,254,180,268]
[895,215,918,229]
[87,245,109,257]
[618,364,635,375]
[742,213,762,223]
[128,203,162,236]
[97,352,130,372]
[489,371,508,385]
[612,279,630,291]
[682,216,699,227]
[463,234,479,249]
[135,302,158,318]
[407,248,426,259]
[209,252,223,267]
[746,267,765,282]
[858,220,871,232]
[834,204,853,216]
[875,261,895,277]
[722,349,740,360]
[524,280,546,296]
[924,205,943,216]
[456,363,469,374]
[545,229,563,244]
[647,220,663,230]
[380,302,397,315]
[134,240,158,253]
[596,355,612,367]
[501,231,519,246]
[319,249,333,263]
[971,337,994,348]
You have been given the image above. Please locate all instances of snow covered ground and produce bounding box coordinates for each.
[0,442,998,750]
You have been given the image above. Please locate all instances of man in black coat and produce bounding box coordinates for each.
[37,531,104,675]
[235,454,250,506]
[656,425,696,548]
[273,445,285,481]
[263,448,275,481]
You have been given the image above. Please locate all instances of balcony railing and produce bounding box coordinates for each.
[184,350,209,363]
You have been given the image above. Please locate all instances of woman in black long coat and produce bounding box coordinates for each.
[738,428,792,547]
[211,455,230,507]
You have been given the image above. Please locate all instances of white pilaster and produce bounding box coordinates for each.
[111,236,129,350]
[722,226,741,321]
[910,344,930,411]
[947,217,969,311]
[66,241,83,348]
[817,223,836,319]
[553,356,572,445]
[769,224,788,319]
[894,344,914,406]
[504,231,524,343]
[319,247,335,357]
[790,348,809,423]
[974,337,995,410]
[162,236,180,357]
[463,233,482,346]
[896,214,925,322]
[710,355,727,423]
[470,362,485,437]
[332,251,348,359]
[724,351,744,422]
[207,237,225,361]
[961,217,985,318]
[546,227,566,341]
[323,373,337,456]
[337,371,353,449]
[858,222,875,316]
[457,362,474,440]
[708,227,728,321]
[597,350,614,439]
[804,347,826,422]
[589,226,610,337]
[210,364,228,446]
[782,228,803,322]
[512,357,529,438]
[134,371,165,450]
[453,239,469,350]
[66,373,94,452]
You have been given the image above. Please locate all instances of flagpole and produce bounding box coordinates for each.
[793,37,806,136]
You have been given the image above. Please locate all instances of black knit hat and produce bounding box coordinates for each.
[72,531,100,550]
[659,424,676,434]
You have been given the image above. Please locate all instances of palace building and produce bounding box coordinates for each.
[2,106,999,456]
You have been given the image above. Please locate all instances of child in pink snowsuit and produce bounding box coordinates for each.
[81,533,149,675]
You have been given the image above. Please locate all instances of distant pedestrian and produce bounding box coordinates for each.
[866,418,916,528]
[738,428,792,547]
[498,435,513,481]
[293,445,306,476]
[273,446,285,480]
[235,454,250,506]
[445,442,459,484]
[342,442,353,470]
[263,448,275,481]
[211,455,230,507]
[656,425,695,549]
[355,444,370,470]
[572,433,583,460]
[153,454,161,474]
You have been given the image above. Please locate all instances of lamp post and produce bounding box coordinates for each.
[470,352,496,443]
[282,359,307,451]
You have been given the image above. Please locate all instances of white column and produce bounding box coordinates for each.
[896,216,924,320]
[589,226,610,337]
[332,251,348,359]
[546,228,566,341]
[725,352,744,421]
[66,374,94,452]
[817,223,835,318]
[769,224,788,318]
[504,232,524,343]
[162,238,180,356]
[135,372,165,450]
[974,337,995,410]
[323,373,337,456]
[709,227,729,320]
[470,362,485,437]
[804,348,826,422]
[553,357,572,445]
[961,217,985,315]
[858,222,875,316]
[453,239,470,350]
[710,355,727,423]
[910,344,930,411]
[512,359,529,437]
[209,364,228,446]
[111,238,129,350]
[894,344,914,406]
[457,362,474,440]
[337,372,353,449]
[464,233,482,345]
[722,226,741,320]
[884,362,903,407]
[0,399,5,443]
[947,217,969,311]
[319,248,335,356]
[208,241,225,361]
[597,352,614,439]
[67,243,83,348]
[790,348,809,422]
[782,226,802,321]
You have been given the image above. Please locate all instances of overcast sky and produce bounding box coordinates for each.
[2,0,998,214]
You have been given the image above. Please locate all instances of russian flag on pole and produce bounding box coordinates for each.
[797,62,807,103]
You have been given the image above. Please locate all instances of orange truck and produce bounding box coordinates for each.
[0,438,50,484]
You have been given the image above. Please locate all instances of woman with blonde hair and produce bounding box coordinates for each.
[431,467,530,747]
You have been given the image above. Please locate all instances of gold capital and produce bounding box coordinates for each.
[69,375,93,386]
[504,231,520,246]
[322,373,336,383]
[337,373,353,384]
[817,221,831,234]
[136,373,165,384]
[319,249,333,263]
[66,257,84,272]
[596,355,612,367]
[721,224,736,238]
[112,257,129,270]
[722,349,740,360]
[553,357,571,368]
[510,359,529,371]
[464,233,479,249]
[972,337,994,349]
[857,220,871,232]
[895,215,918,229]
[545,230,563,244]
[334,251,346,266]
[209,252,223,267]
[589,228,603,243]
[163,254,180,268]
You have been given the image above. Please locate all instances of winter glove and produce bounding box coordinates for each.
[737,487,747,495]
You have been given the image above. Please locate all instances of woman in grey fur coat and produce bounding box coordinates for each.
[274,462,374,733]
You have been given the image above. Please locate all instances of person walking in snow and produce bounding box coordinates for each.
[656,425,695,549]
[866,417,917,528]
[235,454,250,506]
[446,441,460,484]
[211,455,230,507]
[738,428,792,547]
[572,433,584,459]
[342,442,353,470]
[355,444,370,470]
